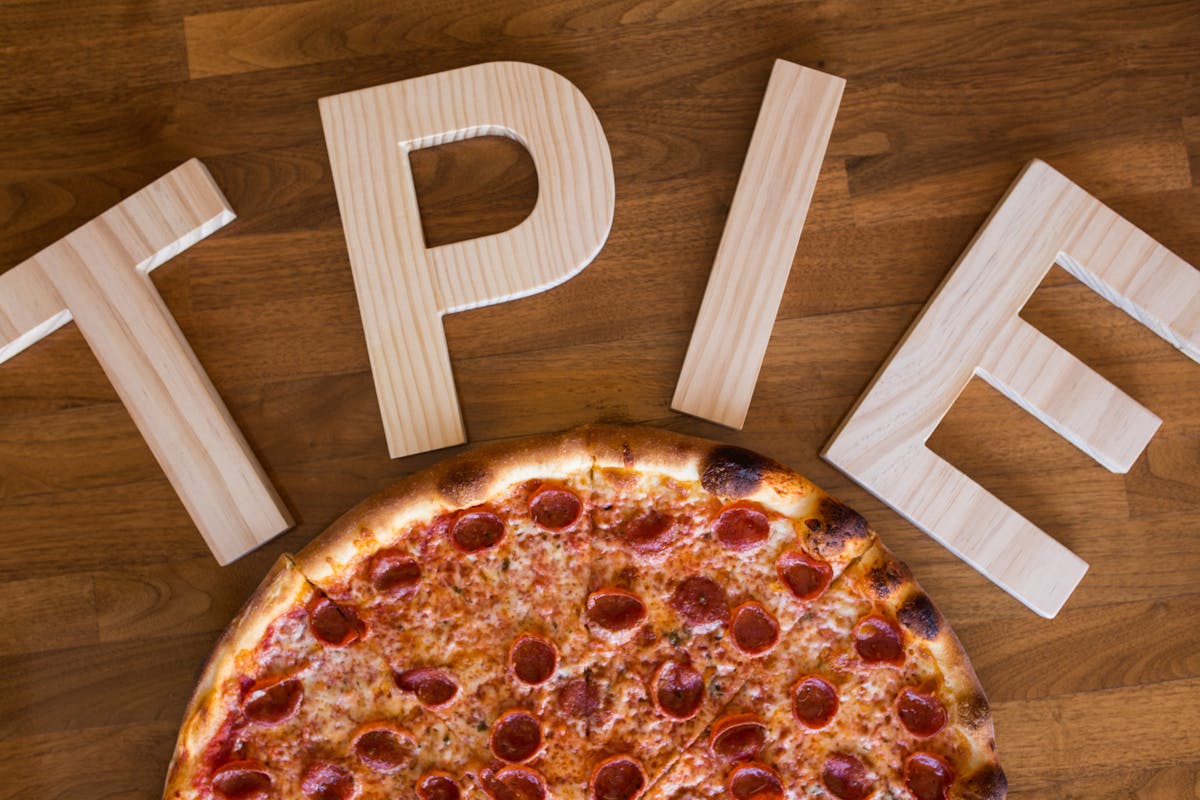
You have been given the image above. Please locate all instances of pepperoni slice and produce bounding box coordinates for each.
[529,485,582,530]
[368,549,421,596]
[353,723,416,772]
[301,762,356,800]
[897,688,947,737]
[491,711,543,763]
[394,667,459,708]
[854,616,905,664]
[212,761,271,800]
[730,603,779,655]
[791,675,838,729]
[242,675,302,724]
[451,508,505,553]
[590,756,646,800]
[307,596,362,646]
[726,762,783,800]
[776,551,832,601]
[714,505,769,551]
[558,677,599,718]
[651,660,704,720]
[709,714,767,762]
[586,588,647,633]
[619,510,676,553]
[509,635,557,685]
[669,576,729,628]
[481,766,547,800]
[905,753,955,800]
[821,753,873,800]
[419,772,462,800]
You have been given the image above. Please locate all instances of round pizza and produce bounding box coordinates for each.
[164,425,1006,800]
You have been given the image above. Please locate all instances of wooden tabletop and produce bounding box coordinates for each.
[2,2,1198,798]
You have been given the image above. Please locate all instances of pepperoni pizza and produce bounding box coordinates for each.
[165,426,1006,800]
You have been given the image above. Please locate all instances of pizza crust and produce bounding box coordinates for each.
[294,428,593,587]
[586,425,874,564]
[163,555,313,799]
[299,425,875,586]
[854,541,1007,800]
[587,424,810,505]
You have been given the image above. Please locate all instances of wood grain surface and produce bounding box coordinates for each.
[0,1,1197,798]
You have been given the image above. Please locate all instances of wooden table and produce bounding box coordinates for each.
[1,2,1197,797]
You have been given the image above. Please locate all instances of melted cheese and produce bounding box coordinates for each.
[181,467,977,800]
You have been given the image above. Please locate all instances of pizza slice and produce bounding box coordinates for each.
[641,539,1006,800]
[581,427,876,800]
[163,556,477,800]
[294,430,597,800]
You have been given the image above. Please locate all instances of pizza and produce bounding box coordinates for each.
[164,425,1006,800]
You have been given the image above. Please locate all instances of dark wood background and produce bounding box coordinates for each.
[2,1,1198,798]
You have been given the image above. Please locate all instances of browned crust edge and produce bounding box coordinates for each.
[586,424,875,565]
[853,540,1006,800]
[297,424,875,587]
[162,556,312,799]
[588,424,812,506]
[294,427,593,588]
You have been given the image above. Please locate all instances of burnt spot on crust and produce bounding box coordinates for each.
[960,764,1007,800]
[814,498,869,553]
[867,558,910,600]
[897,593,941,641]
[957,690,991,730]
[701,446,777,498]
[438,462,490,506]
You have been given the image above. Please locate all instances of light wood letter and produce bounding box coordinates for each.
[823,160,1199,618]
[0,160,292,564]
[320,62,615,457]
[673,60,844,428]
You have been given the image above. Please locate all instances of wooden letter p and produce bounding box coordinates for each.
[320,62,616,458]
